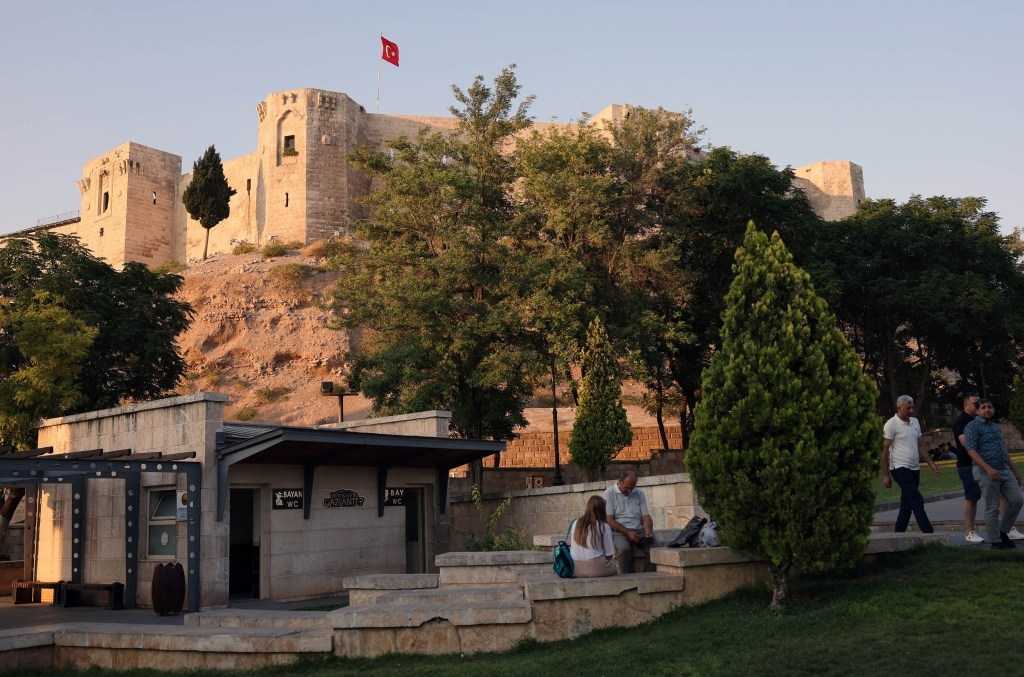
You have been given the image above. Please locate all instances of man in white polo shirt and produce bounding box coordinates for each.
[881,395,939,533]
[603,470,654,573]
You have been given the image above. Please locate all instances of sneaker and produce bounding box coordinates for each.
[992,533,1017,550]
[1007,527,1024,541]
[965,530,985,544]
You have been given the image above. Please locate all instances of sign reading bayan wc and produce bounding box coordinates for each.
[272,488,304,510]
[323,489,365,508]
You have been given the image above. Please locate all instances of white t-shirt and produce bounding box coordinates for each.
[883,415,922,470]
[568,520,615,561]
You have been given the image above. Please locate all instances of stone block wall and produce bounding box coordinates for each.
[36,393,228,608]
[447,473,697,551]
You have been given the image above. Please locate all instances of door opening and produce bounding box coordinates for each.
[404,488,426,573]
[229,488,260,598]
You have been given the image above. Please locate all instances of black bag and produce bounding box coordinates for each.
[667,516,707,548]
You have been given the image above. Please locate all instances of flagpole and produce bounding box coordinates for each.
[376,34,381,113]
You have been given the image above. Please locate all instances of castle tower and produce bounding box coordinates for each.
[792,160,865,221]
[75,142,181,267]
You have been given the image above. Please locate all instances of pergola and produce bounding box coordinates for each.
[0,446,202,611]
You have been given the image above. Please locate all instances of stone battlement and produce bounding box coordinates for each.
[12,88,865,268]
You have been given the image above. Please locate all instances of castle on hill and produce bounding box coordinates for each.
[15,88,865,268]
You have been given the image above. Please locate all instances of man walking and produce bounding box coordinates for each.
[963,400,1024,549]
[881,395,939,533]
[603,470,654,573]
[952,393,984,543]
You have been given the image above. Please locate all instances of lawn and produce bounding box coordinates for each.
[872,463,963,504]
[16,546,1024,677]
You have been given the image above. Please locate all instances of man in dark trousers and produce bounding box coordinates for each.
[952,393,985,543]
[964,400,1024,549]
[881,395,939,532]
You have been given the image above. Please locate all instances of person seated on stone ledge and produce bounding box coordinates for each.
[569,495,617,578]
[603,470,654,573]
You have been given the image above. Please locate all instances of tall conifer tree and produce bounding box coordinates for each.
[687,224,878,608]
[570,317,633,479]
[182,145,236,260]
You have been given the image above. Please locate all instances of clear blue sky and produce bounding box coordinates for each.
[2,1,1021,233]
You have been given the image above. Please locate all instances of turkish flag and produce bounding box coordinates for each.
[381,36,399,67]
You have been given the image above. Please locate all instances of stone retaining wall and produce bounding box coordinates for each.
[447,473,697,551]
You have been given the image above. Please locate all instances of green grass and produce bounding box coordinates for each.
[14,546,1024,677]
[872,464,964,504]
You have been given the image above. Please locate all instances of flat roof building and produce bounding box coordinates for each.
[7,393,501,609]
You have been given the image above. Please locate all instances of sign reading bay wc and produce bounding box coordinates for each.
[384,488,406,507]
[272,488,304,510]
[323,489,366,508]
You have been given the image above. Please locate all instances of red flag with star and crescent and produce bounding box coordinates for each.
[381,36,399,67]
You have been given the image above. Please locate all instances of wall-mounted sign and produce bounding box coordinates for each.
[323,489,365,508]
[384,488,406,507]
[272,488,304,510]
[176,490,188,521]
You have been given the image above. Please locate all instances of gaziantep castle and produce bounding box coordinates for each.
[12,87,865,268]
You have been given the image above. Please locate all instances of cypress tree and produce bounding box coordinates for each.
[182,145,236,260]
[687,223,878,608]
[570,318,633,479]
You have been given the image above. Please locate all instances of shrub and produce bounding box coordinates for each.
[283,240,304,251]
[686,224,878,609]
[234,406,259,421]
[255,386,291,403]
[232,241,257,255]
[301,239,329,258]
[271,350,299,368]
[1010,375,1024,435]
[261,241,289,258]
[463,485,533,552]
[152,260,186,274]
[268,263,317,289]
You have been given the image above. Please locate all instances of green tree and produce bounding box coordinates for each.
[659,147,824,430]
[687,224,878,609]
[0,232,193,446]
[569,318,633,479]
[330,67,537,441]
[0,294,97,448]
[816,196,1024,418]
[182,145,236,260]
[1009,376,1024,436]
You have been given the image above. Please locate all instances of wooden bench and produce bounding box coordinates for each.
[62,582,125,610]
[12,580,65,605]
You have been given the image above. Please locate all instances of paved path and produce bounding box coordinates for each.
[0,600,182,631]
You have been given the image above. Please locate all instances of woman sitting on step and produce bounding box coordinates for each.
[570,496,617,578]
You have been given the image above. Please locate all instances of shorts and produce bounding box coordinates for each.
[957,465,982,503]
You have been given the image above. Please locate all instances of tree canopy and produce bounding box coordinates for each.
[182,145,236,260]
[0,232,193,448]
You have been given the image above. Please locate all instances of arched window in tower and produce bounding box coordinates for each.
[102,192,109,213]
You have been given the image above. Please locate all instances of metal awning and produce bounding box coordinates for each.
[215,423,503,521]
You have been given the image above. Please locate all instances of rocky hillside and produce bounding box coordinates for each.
[174,249,667,431]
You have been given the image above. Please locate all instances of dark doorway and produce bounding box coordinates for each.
[404,488,426,573]
[229,488,259,598]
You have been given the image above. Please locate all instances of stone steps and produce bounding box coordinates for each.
[184,609,331,630]
[368,584,524,606]
[329,599,533,629]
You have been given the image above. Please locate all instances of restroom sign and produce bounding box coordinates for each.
[272,488,304,510]
[384,488,406,507]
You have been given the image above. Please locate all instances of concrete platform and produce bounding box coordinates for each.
[184,608,331,630]
[533,528,680,549]
[369,585,524,606]
[342,573,439,590]
[435,550,551,586]
[520,572,685,601]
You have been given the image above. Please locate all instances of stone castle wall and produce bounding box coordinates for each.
[10,88,866,268]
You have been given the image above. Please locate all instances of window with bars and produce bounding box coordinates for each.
[147,488,177,557]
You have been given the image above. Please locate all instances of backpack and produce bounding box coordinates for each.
[667,515,707,548]
[698,519,720,547]
[553,521,575,578]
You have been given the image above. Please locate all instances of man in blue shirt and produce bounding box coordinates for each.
[963,400,1024,549]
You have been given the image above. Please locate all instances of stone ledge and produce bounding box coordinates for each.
[54,624,331,653]
[533,528,680,548]
[328,601,533,629]
[0,627,57,652]
[38,392,229,427]
[521,572,684,601]
[435,550,549,567]
[184,609,330,630]
[651,532,953,568]
[343,573,438,590]
[449,473,691,503]
[369,585,524,606]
